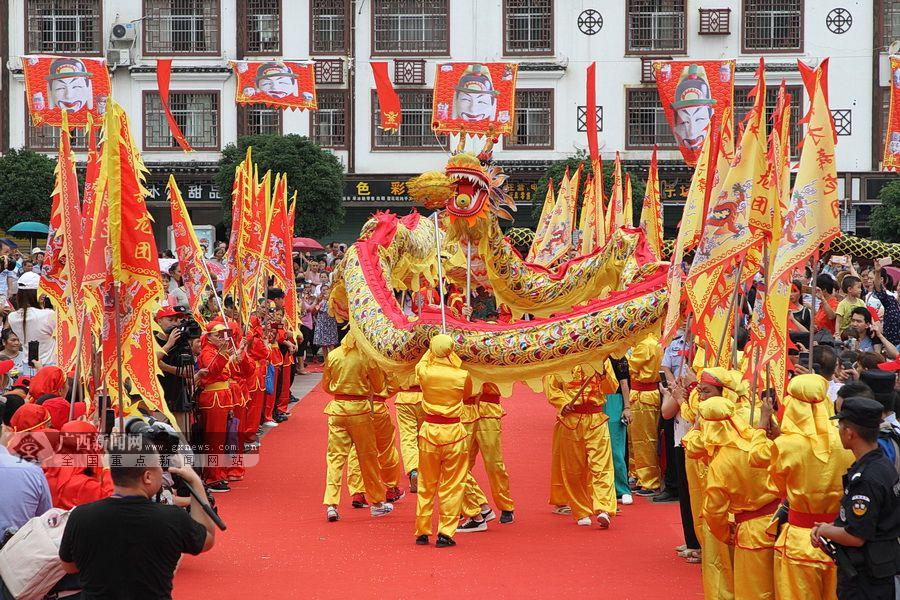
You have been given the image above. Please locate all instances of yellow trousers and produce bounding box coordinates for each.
[415,436,469,538]
[347,408,402,494]
[702,525,735,600]
[733,514,776,600]
[558,415,616,520]
[467,417,514,512]
[774,534,837,600]
[395,402,423,474]
[323,413,385,506]
[460,420,488,518]
[629,393,661,491]
[549,420,569,506]
[686,455,706,546]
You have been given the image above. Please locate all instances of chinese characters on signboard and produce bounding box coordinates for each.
[344,178,538,204]
[145,182,221,203]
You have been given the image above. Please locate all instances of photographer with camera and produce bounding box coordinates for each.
[155,307,203,437]
[59,437,216,598]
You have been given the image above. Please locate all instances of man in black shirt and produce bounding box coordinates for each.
[59,438,215,599]
[811,397,900,600]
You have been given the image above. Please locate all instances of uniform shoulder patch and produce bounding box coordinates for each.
[850,495,870,517]
[850,472,862,482]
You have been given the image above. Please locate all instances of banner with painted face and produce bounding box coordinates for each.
[231,60,317,110]
[653,60,736,166]
[883,55,900,171]
[432,62,518,138]
[21,55,112,127]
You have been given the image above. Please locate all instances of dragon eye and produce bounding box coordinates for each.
[457,193,472,208]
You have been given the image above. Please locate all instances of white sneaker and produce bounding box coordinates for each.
[262,420,278,428]
[326,507,339,522]
[370,502,394,517]
[576,516,592,526]
[481,507,497,522]
[457,517,487,533]
[597,512,611,529]
[621,493,634,505]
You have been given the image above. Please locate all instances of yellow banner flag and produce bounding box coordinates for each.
[608,152,624,230]
[578,175,597,255]
[529,167,578,267]
[623,173,633,228]
[639,147,664,261]
[527,177,556,262]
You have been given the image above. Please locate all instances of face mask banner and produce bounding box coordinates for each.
[431,62,518,138]
[653,60,736,166]
[22,55,112,127]
[231,60,317,110]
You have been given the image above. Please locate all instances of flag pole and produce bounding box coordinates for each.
[68,319,87,420]
[715,252,748,366]
[113,282,125,432]
[466,239,473,311]
[432,211,447,333]
[808,256,819,371]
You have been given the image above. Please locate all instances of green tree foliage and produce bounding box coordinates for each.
[0,148,56,231]
[870,180,900,243]
[216,134,345,239]
[531,151,646,227]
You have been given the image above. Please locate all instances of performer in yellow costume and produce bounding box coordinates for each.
[543,361,618,528]
[394,383,424,492]
[414,334,473,547]
[345,370,405,506]
[681,366,735,600]
[691,396,779,600]
[322,336,394,522]
[748,374,854,600]
[458,383,516,530]
[626,333,662,493]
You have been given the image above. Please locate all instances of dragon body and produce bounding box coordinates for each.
[330,154,668,394]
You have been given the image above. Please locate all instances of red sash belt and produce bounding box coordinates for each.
[631,380,660,392]
[788,509,838,529]
[571,404,605,414]
[405,386,422,393]
[333,393,369,401]
[372,396,388,403]
[480,395,502,404]
[423,414,460,424]
[463,398,478,405]
[734,499,781,524]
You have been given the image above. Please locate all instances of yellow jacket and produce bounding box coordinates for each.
[415,335,472,446]
[322,342,383,416]
[543,363,618,430]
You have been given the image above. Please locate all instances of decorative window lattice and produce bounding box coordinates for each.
[26,0,102,54]
[311,0,347,54]
[143,0,220,54]
[393,59,426,85]
[243,0,281,54]
[144,92,219,149]
[314,58,344,84]
[504,0,553,54]
[372,0,449,55]
[626,88,676,148]
[372,90,446,149]
[627,0,686,52]
[507,89,553,149]
[831,109,851,136]
[311,90,348,149]
[742,0,802,51]
[576,106,603,132]
[699,8,731,34]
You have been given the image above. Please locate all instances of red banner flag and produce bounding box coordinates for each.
[884,56,900,171]
[155,59,193,152]
[371,62,402,132]
[586,62,599,162]
[431,62,518,138]
[168,175,213,324]
[39,114,85,374]
[653,60,736,166]
[21,55,111,127]
[284,195,300,334]
[222,149,252,304]
[231,60,317,110]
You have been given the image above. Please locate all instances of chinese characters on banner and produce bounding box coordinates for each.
[653,60,736,166]
[883,55,900,171]
[21,55,112,127]
[231,60,317,110]
[432,62,518,138]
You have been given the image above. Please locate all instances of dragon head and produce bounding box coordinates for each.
[407,153,516,242]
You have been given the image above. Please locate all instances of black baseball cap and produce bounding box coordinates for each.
[831,396,884,429]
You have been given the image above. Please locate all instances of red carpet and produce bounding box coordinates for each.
[174,383,702,599]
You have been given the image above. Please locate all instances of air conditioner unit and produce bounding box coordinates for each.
[110,21,137,43]
[107,48,132,67]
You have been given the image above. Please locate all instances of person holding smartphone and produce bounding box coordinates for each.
[4,272,55,374]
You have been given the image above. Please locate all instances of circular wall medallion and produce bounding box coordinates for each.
[578,10,603,36]
[826,8,852,34]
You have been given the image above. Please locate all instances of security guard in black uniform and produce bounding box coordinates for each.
[811,397,900,599]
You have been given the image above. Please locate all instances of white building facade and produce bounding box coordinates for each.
[0,0,896,243]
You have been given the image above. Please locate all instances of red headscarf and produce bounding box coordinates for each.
[10,403,52,432]
[29,366,66,400]
[42,397,71,430]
